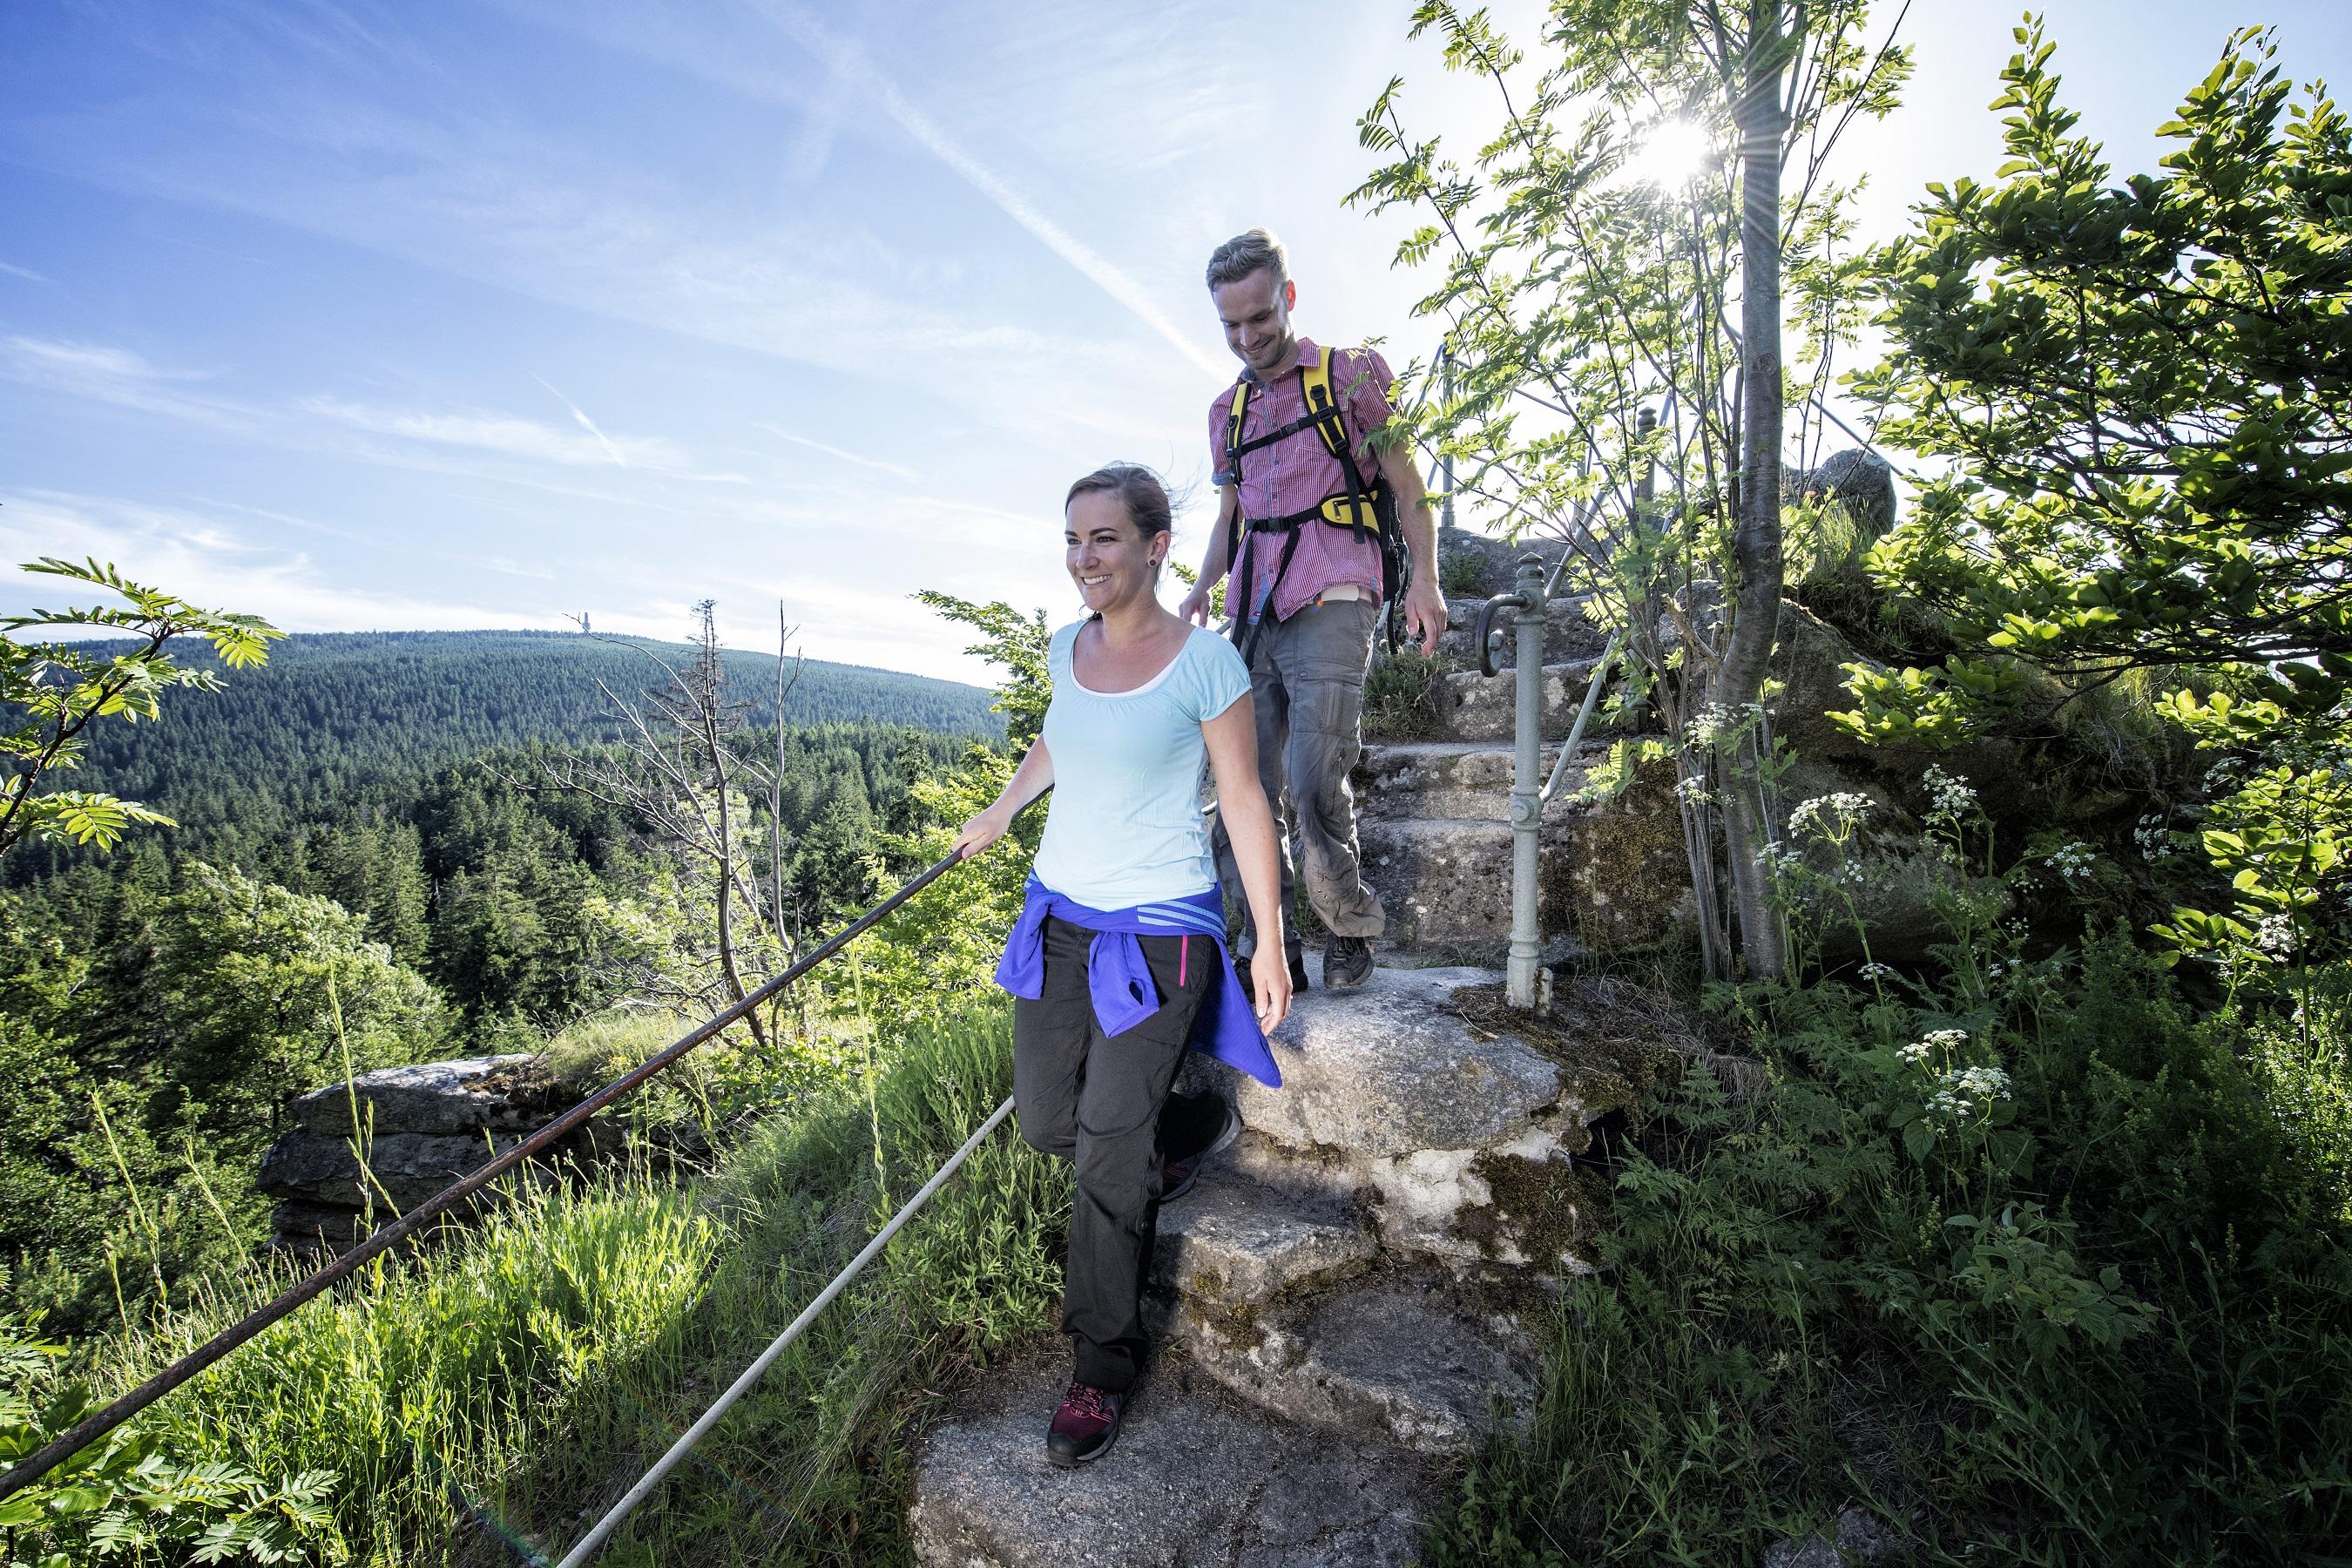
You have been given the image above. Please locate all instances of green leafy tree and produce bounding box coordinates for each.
[912,591,1050,749]
[1352,0,1909,977]
[1846,21,2350,733]
[855,593,1051,1032]
[1842,22,2350,981]
[0,558,281,859]
[5,866,451,1333]
[152,864,452,1146]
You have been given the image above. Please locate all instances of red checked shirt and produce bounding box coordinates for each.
[1208,337,1395,625]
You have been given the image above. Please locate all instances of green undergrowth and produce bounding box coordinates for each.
[1363,647,1447,740]
[8,997,1063,1567]
[1423,935,2352,1565]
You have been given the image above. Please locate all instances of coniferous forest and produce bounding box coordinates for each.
[1,625,997,1337]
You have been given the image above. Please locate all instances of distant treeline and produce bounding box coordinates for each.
[4,628,999,884]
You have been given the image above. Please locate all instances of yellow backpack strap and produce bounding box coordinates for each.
[1299,345,1348,460]
[1224,380,1252,482]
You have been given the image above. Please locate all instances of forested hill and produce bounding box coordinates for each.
[9,628,998,881]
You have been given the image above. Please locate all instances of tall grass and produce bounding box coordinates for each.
[58,996,1062,1566]
[1422,937,2352,1565]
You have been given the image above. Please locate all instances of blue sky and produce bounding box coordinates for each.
[3,1,2345,685]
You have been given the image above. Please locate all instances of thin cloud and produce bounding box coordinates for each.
[0,335,256,429]
[530,373,630,468]
[0,261,51,283]
[756,423,916,483]
[302,395,700,474]
[0,490,535,634]
[752,3,1227,382]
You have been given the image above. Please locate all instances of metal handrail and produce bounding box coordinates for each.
[554,1092,1017,1566]
[0,832,1006,1502]
[1471,591,1528,679]
[1541,630,1624,807]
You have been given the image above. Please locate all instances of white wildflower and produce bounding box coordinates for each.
[1922,1029,1970,1050]
[1788,792,1873,837]
[1928,1062,2011,1119]
[1922,765,1977,818]
[2134,813,2176,862]
[1683,703,1734,747]
[1754,841,1804,878]
[1860,962,1895,980]
[1899,1041,1932,1064]
[2043,840,2097,882]
[2254,913,2298,960]
[1674,774,1714,807]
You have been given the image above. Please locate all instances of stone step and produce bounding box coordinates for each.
[1356,739,1600,822]
[909,1354,1443,1566]
[1154,1141,1376,1310]
[1358,816,1572,947]
[1232,965,1609,1269]
[1178,1267,1538,1456]
[1440,657,1607,742]
[1238,966,1565,1162]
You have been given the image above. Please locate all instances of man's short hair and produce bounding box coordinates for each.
[1206,228,1288,291]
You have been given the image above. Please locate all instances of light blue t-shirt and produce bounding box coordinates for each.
[1031,619,1253,909]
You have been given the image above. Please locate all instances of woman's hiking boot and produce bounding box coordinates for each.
[1323,934,1374,990]
[1160,1098,1240,1204]
[1046,1381,1125,1468]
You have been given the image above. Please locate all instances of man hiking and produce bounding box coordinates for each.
[1180,227,1449,993]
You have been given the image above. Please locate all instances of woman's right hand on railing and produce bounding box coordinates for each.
[950,806,1012,861]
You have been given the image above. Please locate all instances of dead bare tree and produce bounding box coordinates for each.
[543,601,803,1045]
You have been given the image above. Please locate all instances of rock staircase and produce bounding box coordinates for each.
[909,563,1674,1566]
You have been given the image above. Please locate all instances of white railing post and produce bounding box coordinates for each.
[1506,551,1547,1009]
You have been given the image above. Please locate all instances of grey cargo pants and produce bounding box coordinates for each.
[1211,597,1386,960]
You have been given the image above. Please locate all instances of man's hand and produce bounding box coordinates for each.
[1179,581,1218,627]
[1402,578,1450,656]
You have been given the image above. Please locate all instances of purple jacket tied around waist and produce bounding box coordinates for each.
[995,873,1281,1090]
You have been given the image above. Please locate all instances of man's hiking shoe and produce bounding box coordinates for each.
[1233,949,1310,1000]
[1160,1098,1241,1204]
[1046,1381,1125,1468]
[1324,935,1374,990]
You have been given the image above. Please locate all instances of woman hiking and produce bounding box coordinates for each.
[952,462,1293,1469]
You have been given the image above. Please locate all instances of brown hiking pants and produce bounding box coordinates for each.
[1211,597,1386,959]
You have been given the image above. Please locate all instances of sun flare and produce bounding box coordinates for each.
[1624,117,1713,188]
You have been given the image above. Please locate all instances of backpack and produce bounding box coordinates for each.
[1221,344,1411,659]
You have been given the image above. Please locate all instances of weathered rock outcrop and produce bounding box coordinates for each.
[257,1054,604,1254]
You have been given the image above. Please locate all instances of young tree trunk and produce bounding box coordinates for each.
[1719,0,1791,978]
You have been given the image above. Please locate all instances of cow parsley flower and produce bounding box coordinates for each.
[1929,1063,2011,1119]
[2134,813,2176,862]
[2255,913,2298,960]
[2044,840,2097,882]
[1922,765,1977,818]
[1683,703,1734,747]
[1788,792,1873,837]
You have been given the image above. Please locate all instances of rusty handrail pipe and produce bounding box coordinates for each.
[0,834,997,1502]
